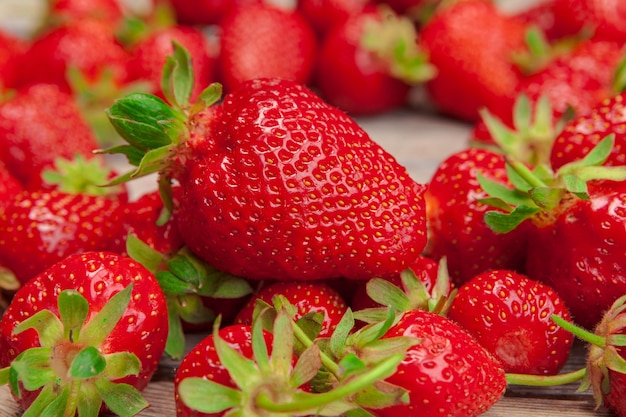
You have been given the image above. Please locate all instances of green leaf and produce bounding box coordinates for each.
[10,348,54,391]
[330,309,355,358]
[512,93,532,132]
[126,234,164,274]
[176,294,215,325]
[156,271,193,295]
[96,144,146,167]
[21,384,57,417]
[484,204,540,233]
[190,83,224,115]
[290,344,321,388]
[79,284,133,347]
[0,366,8,385]
[96,379,149,417]
[178,377,242,414]
[69,346,106,379]
[251,313,271,374]
[529,186,569,209]
[352,308,397,349]
[165,298,186,360]
[102,352,142,380]
[77,382,103,417]
[162,41,194,108]
[213,323,259,390]
[269,310,295,379]
[561,175,589,199]
[365,278,411,311]
[39,385,70,417]
[476,172,532,208]
[58,289,89,342]
[13,310,63,348]
[106,92,183,150]
[209,275,254,299]
[339,354,367,377]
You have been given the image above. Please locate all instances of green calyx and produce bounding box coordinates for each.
[97,41,223,221]
[475,94,570,167]
[0,285,148,417]
[40,154,125,196]
[361,5,436,85]
[478,134,626,233]
[126,234,253,360]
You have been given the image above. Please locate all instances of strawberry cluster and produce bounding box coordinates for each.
[1,0,626,416]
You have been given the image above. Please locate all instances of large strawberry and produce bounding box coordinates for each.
[552,0,626,43]
[102,45,428,282]
[424,147,530,285]
[0,251,168,416]
[372,309,507,417]
[448,269,574,375]
[217,3,318,92]
[0,83,100,188]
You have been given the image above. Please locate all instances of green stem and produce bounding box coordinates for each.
[551,315,606,348]
[255,354,403,413]
[506,368,586,386]
[64,379,81,417]
[290,320,341,378]
[505,157,547,188]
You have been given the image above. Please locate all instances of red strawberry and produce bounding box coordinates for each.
[550,92,626,171]
[126,25,217,103]
[373,309,507,417]
[0,29,28,89]
[0,188,126,285]
[511,0,576,41]
[448,269,574,375]
[0,251,168,415]
[234,281,348,337]
[168,0,262,26]
[424,147,530,285]
[103,47,428,282]
[46,0,124,28]
[217,3,318,92]
[12,18,129,94]
[314,5,435,115]
[297,0,370,37]
[419,0,528,122]
[0,160,22,205]
[0,83,100,188]
[552,0,626,43]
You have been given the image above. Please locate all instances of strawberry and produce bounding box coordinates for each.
[297,0,370,38]
[0,29,28,89]
[419,0,528,122]
[372,309,507,417]
[448,269,574,375]
[168,0,262,26]
[0,251,168,415]
[479,135,626,330]
[0,160,22,205]
[550,92,626,171]
[102,46,428,282]
[217,3,318,92]
[234,281,348,337]
[511,0,577,41]
[11,18,129,94]
[125,25,217,103]
[314,5,435,115]
[0,182,127,285]
[0,83,100,188]
[552,0,626,43]
[424,147,530,285]
[46,0,124,28]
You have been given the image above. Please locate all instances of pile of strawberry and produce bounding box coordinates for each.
[1,0,626,416]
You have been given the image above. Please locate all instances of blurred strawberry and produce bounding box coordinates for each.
[511,0,577,41]
[297,0,370,38]
[46,0,124,29]
[217,3,318,92]
[315,5,435,115]
[552,0,626,43]
[0,29,28,89]
[0,83,100,188]
[168,0,262,26]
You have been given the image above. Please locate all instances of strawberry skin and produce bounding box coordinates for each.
[0,251,168,412]
[173,78,427,281]
[525,180,626,330]
[0,189,126,285]
[449,269,574,375]
[425,147,530,285]
[234,281,348,337]
[374,310,506,417]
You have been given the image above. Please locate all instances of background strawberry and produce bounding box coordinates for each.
[168,0,262,26]
[297,0,370,38]
[0,251,168,415]
[217,3,318,92]
[552,0,626,43]
[448,269,574,375]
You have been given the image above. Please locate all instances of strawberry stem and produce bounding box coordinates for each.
[551,314,606,348]
[255,354,405,413]
[291,316,341,378]
[506,368,586,386]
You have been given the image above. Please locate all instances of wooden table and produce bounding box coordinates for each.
[0,107,618,416]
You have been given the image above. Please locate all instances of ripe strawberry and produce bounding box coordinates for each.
[314,5,435,115]
[0,29,28,89]
[0,187,126,285]
[373,309,507,417]
[448,269,574,375]
[126,25,217,103]
[103,47,428,282]
[217,3,318,92]
[424,147,530,285]
[234,281,348,337]
[168,0,262,26]
[511,0,576,41]
[297,0,370,37]
[46,0,124,28]
[550,92,626,171]
[0,83,100,188]
[419,0,528,122]
[552,0,626,43]
[0,251,168,415]
[11,18,129,94]
[0,160,22,205]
